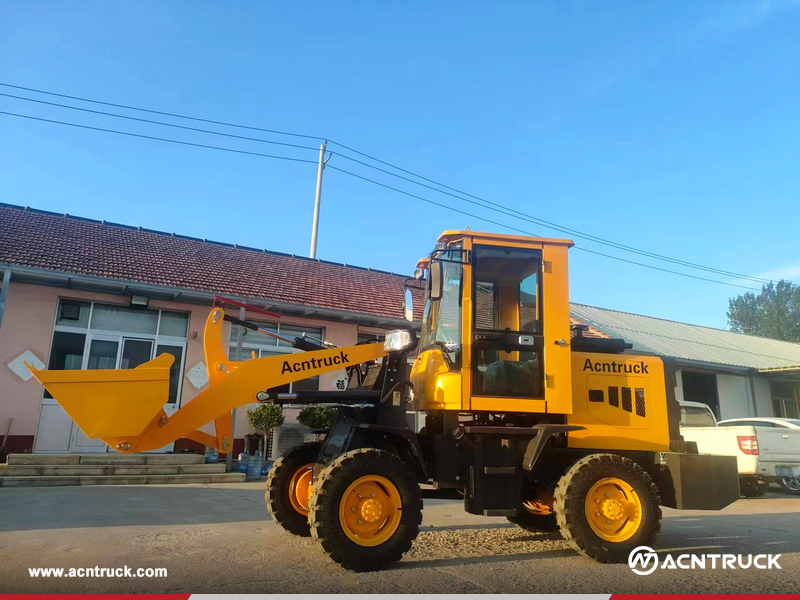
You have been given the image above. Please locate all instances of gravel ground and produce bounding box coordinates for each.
[2,482,800,593]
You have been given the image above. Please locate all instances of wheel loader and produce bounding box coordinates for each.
[28,230,740,572]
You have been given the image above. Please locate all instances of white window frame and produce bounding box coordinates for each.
[771,381,800,419]
[229,321,325,393]
[49,299,189,408]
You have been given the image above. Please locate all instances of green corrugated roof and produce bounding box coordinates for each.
[569,303,800,370]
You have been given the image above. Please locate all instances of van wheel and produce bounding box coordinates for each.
[779,476,800,495]
[741,478,768,497]
[265,442,321,536]
[309,448,422,572]
[554,453,661,563]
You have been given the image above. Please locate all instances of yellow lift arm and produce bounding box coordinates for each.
[27,307,388,453]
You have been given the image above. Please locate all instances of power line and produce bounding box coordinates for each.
[325,165,763,292]
[0,108,763,292]
[0,82,325,142]
[0,82,769,283]
[0,92,320,153]
[0,81,769,284]
[0,112,318,165]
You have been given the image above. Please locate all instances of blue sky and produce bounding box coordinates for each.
[2,1,799,329]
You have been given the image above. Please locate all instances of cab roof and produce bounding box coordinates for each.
[437,230,574,248]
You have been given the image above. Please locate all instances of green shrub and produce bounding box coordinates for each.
[297,406,335,430]
[245,403,285,434]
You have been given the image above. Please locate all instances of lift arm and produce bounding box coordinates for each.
[27,307,388,453]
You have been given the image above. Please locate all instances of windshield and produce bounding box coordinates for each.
[420,246,463,365]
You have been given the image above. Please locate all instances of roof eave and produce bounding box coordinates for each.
[2,264,420,330]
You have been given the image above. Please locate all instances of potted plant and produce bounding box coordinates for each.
[245,403,284,460]
[297,406,335,441]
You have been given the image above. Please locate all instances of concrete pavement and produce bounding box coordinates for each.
[1,482,800,593]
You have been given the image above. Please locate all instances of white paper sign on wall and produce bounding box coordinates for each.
[186,361,209,389]
[6,350,45,382]
[331,370,348,391]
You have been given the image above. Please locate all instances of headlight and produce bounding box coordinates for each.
[383,329,415,353]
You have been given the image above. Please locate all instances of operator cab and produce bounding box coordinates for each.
[410,230,574,415]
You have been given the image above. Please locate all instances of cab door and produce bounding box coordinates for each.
[463,241,572,414]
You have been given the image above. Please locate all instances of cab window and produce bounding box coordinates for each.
[471,245,543,398]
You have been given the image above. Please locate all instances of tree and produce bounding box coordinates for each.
[297,406,335,430]
[728,280,800,342]
[245,403,284,459]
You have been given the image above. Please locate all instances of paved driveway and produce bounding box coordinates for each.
[1,482,800,593]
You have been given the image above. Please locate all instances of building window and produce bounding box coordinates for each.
[771,381,799,419]
[47,299,189,406]
[357,332,385,344]
[228,321,323,393]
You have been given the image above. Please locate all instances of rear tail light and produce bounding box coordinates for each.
[737,435,759,455]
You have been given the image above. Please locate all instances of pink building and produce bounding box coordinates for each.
[3,203,800,459]
[0,203,419,458]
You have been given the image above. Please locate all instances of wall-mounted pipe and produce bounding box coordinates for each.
[0,269,11,331]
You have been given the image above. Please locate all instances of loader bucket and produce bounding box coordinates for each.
[26,353,174,439]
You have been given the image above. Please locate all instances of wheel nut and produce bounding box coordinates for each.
[606,519,611,524]
[358,519,363,524]
[351,507,356,512]
[371,493,375,498]
[605,493,610,498]
[358,494,362,498]
[595,499,600,503]
[595,512,600,517]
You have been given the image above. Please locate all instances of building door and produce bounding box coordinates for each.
[68,335,121,453]
[35,331,88,453]
[682,371,720,420]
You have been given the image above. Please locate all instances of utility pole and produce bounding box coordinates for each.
[309,141,328,259]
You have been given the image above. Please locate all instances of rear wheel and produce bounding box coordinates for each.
[740,477,768,498]
[554,453,661,563]
[779,476,800,495]
[265,442,321,537]
[309,448,422,572]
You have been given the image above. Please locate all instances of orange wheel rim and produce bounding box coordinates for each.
[288,463,314,515]
[584,477,642,542]
[338,475,402,547]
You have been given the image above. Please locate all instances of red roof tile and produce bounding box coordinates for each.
[0,203,423,322]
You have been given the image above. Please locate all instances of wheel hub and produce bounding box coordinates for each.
[600,498,626,521]
[360,498,384,523]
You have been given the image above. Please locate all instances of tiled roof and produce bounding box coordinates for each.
[570,303,800,370]
[0,203,422,322]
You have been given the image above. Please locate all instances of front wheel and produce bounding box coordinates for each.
[309,448,422,572]
[554,453,661,563]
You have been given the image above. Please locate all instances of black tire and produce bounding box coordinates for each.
[309,448,422,572]
[740,478,768,498]
[779,476,800,495]
[265,442,321,537]
[554,453,661,563]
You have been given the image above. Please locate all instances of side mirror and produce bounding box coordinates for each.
[403,285,414,321]
[429,261,443,301]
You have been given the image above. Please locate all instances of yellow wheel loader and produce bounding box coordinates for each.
[28,230,740,572]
